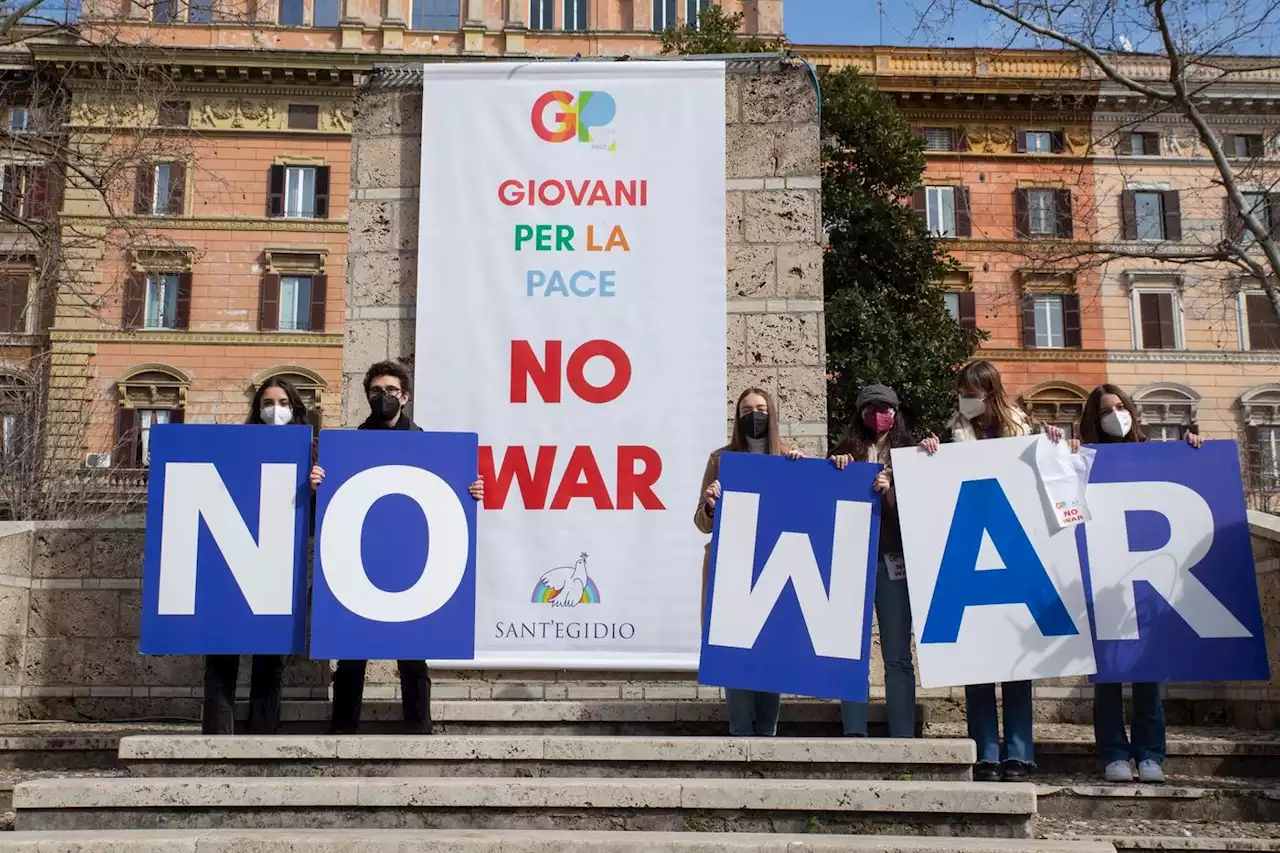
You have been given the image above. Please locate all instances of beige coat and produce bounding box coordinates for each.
[693,443,792,614]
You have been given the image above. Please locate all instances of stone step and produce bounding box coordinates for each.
[12,776,1038,837]
[0,735,121,771]
[117,734,976,780]
[1098,835,1280,852]
[0,829,1119,852]
[1036,779,1280,823]
[242,699,928,736]
[1033,739,1280,778]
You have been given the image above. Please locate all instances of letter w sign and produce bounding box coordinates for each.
[698,453,882,702]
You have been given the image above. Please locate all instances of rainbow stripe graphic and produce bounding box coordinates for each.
[530,578,602,605]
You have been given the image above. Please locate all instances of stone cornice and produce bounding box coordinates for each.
[982,347,1280,364]
[59,215,349,233]
[49,330,344,347]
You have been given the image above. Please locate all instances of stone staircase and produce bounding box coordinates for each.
[1,715,1277,851]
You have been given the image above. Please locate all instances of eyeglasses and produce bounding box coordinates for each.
[372,385,403,397]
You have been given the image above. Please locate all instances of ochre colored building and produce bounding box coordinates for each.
[804,46,1280,499]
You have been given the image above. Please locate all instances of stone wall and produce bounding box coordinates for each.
[0,521,329,722]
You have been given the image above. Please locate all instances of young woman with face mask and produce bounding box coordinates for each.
[694,387,803,737]
[1078,384,1203,784]
[828,384,918,738]
[919,360,1069,782]
[201,377,311,736]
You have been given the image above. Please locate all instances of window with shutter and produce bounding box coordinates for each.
[1241,192,1267,244]
[259,273,281,331]
[1137,291,1178,350]
[0,275,27,334]
[1246,293,1280,350]
[1022,131,1053,153]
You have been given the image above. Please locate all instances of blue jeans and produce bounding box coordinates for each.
[1094,682,1165,765]
[966,680,1034,765]
[725,688,780,736]
[841,556,916,737]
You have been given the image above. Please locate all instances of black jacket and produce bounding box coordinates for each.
[358,413,422,432]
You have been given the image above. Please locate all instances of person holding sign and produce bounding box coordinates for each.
[310,360,485,735]
[920,360,1069,782]
[1076,384,1204,784]
[695,387,803,736]
[829,384,918,739]
[201,376,313,736]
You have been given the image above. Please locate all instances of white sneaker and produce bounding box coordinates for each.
[1137,760,1165,783]
[1103,760,1133,782]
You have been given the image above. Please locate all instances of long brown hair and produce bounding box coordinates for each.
[726,387,786,455]
[957,360,1026,438]
[1079,384,1147,444]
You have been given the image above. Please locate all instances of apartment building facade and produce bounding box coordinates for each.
[807,46,1280,494]
[0,0,782,481]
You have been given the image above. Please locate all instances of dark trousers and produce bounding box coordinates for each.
[329,659,430,734]
[202,654,285,735]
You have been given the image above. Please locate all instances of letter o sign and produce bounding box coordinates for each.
[319,465,469,623]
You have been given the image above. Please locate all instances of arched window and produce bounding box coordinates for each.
[1132,382,1200,442]
[1240,383,1280,495]
[1020,380,1088,440]
[115,364,190,468]
[250,365,326,430]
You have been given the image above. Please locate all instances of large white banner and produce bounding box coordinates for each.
[891,436,1098,688]
[416,62,727,669]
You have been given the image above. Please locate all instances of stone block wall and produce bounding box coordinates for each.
[0,520,329,722]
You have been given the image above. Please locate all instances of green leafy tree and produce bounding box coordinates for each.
[659,5,785,55]
[822,69,983,441]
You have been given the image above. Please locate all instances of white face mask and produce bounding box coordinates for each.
[1101,410,1132,438]
[957,394,987,420]
[261,404,293,426]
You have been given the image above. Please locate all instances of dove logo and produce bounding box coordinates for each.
[531,553,601,606]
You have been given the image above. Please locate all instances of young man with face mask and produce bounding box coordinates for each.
[310,360,484,735]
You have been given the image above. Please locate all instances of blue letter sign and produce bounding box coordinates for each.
[141,424,312,655]
[310,429,479,661]
[699,453,881,702]
[1081,440,1269,684]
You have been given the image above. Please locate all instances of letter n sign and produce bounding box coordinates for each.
[141,424,313,655]
[310,429,479,661]
[698,453,881,702]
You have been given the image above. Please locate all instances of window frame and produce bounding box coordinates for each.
[278,0,304,25]
[142,272,181,331]
[312,0,340,27]
[1024,130,1053,153]
[287,104,320,131]
[528,0,553,28]
[284,165,317,219]
[1132,190,1166,241]
[684,0,709,26]
[925,185,956,237]
[1026,188,1057,236]
[922,127,956,152]
[651,0,677,31]
[8,107,31,135]
[1031,293,1066,348]
[1129,282,1184,351]
[409,0,460,29]
[1239,288,1280,351]
[277,274,314,332]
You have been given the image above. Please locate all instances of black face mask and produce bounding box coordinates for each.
[369,390,402,422]
[739,411,769,441]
